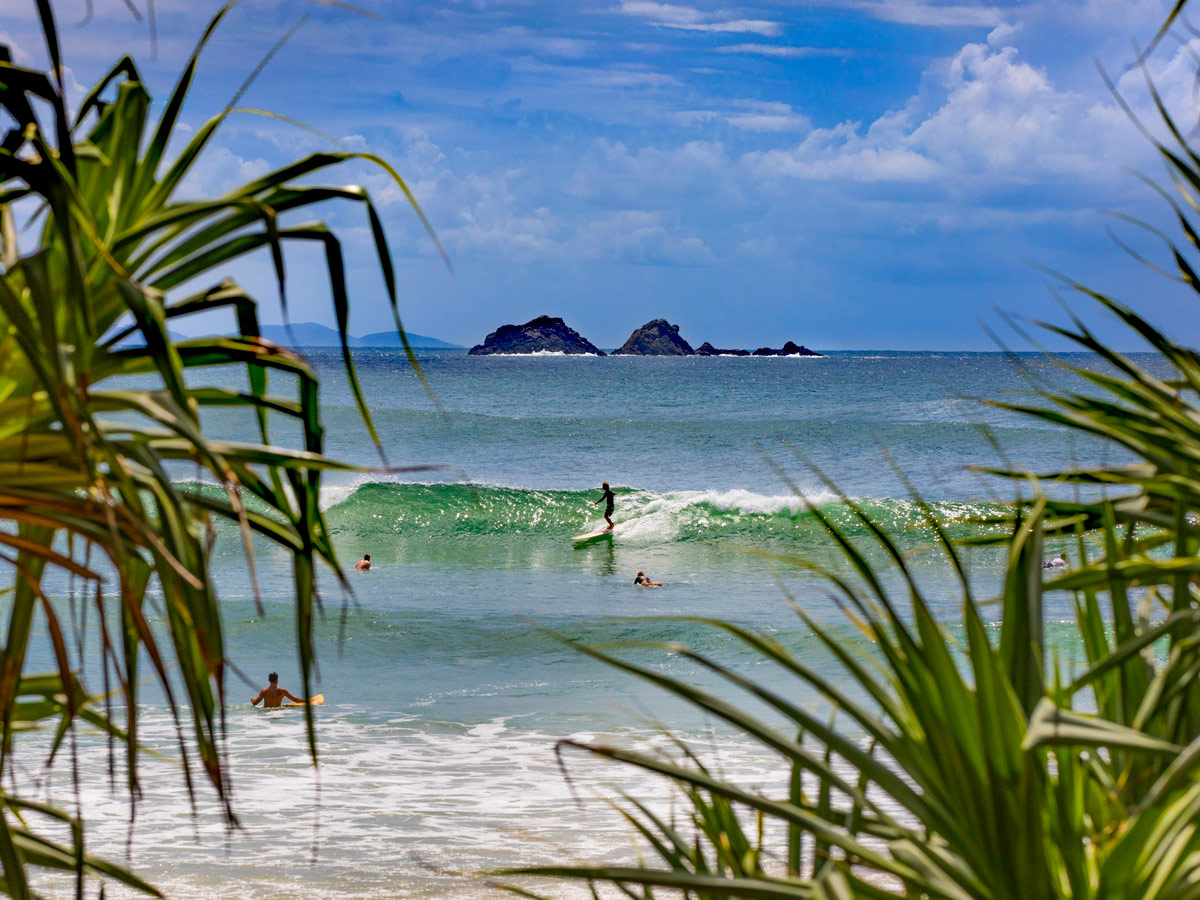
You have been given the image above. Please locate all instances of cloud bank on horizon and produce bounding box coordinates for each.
[4,0,1197,349]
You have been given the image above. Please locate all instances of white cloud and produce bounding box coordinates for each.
[735,234,782,257]
[716,43,850,58]
[672,109,719,125]
[836,1,1005,27]
[569,210,715,265]
[357,130,722,266]
[618,1,709,25]
[986,22,1021,47]
[176,145,271,199]
[725,99,811,132]
[670,19,784,34]
[744,39,1138,184]
[566,139,731,199]
[747,127,941,181]
[441,198,561,262]
[0,32,33,65]
[616,2,783,36]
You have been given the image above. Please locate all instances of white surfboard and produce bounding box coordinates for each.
[572,523,621,543]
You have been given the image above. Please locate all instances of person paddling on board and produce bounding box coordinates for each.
[634,570,662,587]
[593,482,616,531]
[251,672,305,708]
[354,554,371,571]
[1042,550,1067,569]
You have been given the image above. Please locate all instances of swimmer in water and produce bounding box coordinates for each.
[593,482,615,530]
[1042,550,1068,569]
[634,570,663,587]
[250,672,306,708]
[354,554,371,570]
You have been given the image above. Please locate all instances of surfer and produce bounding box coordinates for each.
[1042,551,1068,570]
[593,481,615,530]
[354,554,371,570]
[250,672,306,708]
[634,571,663,587]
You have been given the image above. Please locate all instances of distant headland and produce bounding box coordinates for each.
[259,322,462,349]
[469,316,820,357]
[116,322,462,350]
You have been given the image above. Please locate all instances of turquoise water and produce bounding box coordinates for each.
[23,350,1148,899]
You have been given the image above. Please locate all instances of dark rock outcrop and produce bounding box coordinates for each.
[468,316,605,356]
[695,342,749,357]
[612,319,694,356]
[752,341,821,357]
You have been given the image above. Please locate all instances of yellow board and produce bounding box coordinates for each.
[284,694,324,707]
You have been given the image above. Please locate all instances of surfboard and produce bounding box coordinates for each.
[573,523,620,544]
[284,694,324,707]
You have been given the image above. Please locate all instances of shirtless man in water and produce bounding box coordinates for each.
[251,672,305,708]
[354,554,371,570]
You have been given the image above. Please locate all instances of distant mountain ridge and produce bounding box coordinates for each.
[112,323,460,349]
[256,322,460,349]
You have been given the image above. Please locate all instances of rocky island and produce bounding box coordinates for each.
[467,316,821,357]
[612,319,694,356]
[752,341,821,357]
[468,316,605,356]
[695,342,749,357]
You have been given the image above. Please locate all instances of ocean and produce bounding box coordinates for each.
[21,349,1147,898]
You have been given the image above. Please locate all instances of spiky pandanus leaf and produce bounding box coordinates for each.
[0,0,438,894]
[505,2,1200,898]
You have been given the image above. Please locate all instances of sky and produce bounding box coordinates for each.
[4,0,1200,349]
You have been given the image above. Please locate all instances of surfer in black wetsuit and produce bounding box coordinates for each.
[593,481,615,530]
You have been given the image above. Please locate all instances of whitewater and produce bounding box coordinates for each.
[21,349,1155,899]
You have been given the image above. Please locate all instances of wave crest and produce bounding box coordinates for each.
[314,482,1006,545]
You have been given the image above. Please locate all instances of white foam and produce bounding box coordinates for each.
[486,350,602,357]
[319,473,376,510]
[24,710,789,900]
[592,487,837,545]
[677,488,825,516]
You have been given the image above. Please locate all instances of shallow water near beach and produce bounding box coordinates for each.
[19,350,1157,898]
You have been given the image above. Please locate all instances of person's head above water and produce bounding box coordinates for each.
[268,672,278,684]
[637,571,644,576]
[363,554,370,561]
[602,481,609,489]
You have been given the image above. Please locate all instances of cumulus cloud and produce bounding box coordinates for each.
[616,1,783,36]
[176,145,271,199]
[441,197,561,262]
[743,39,1139,185]
[359,131,719,266]
[181,5,1200,279]
[566,139,731,199]
[986,22,1021,47]
[568,210,715,265]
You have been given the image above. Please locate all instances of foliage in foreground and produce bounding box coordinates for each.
[507,9,1200,900]
[0,2,432,895]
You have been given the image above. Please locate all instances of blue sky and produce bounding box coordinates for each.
[4,0,1198,348]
